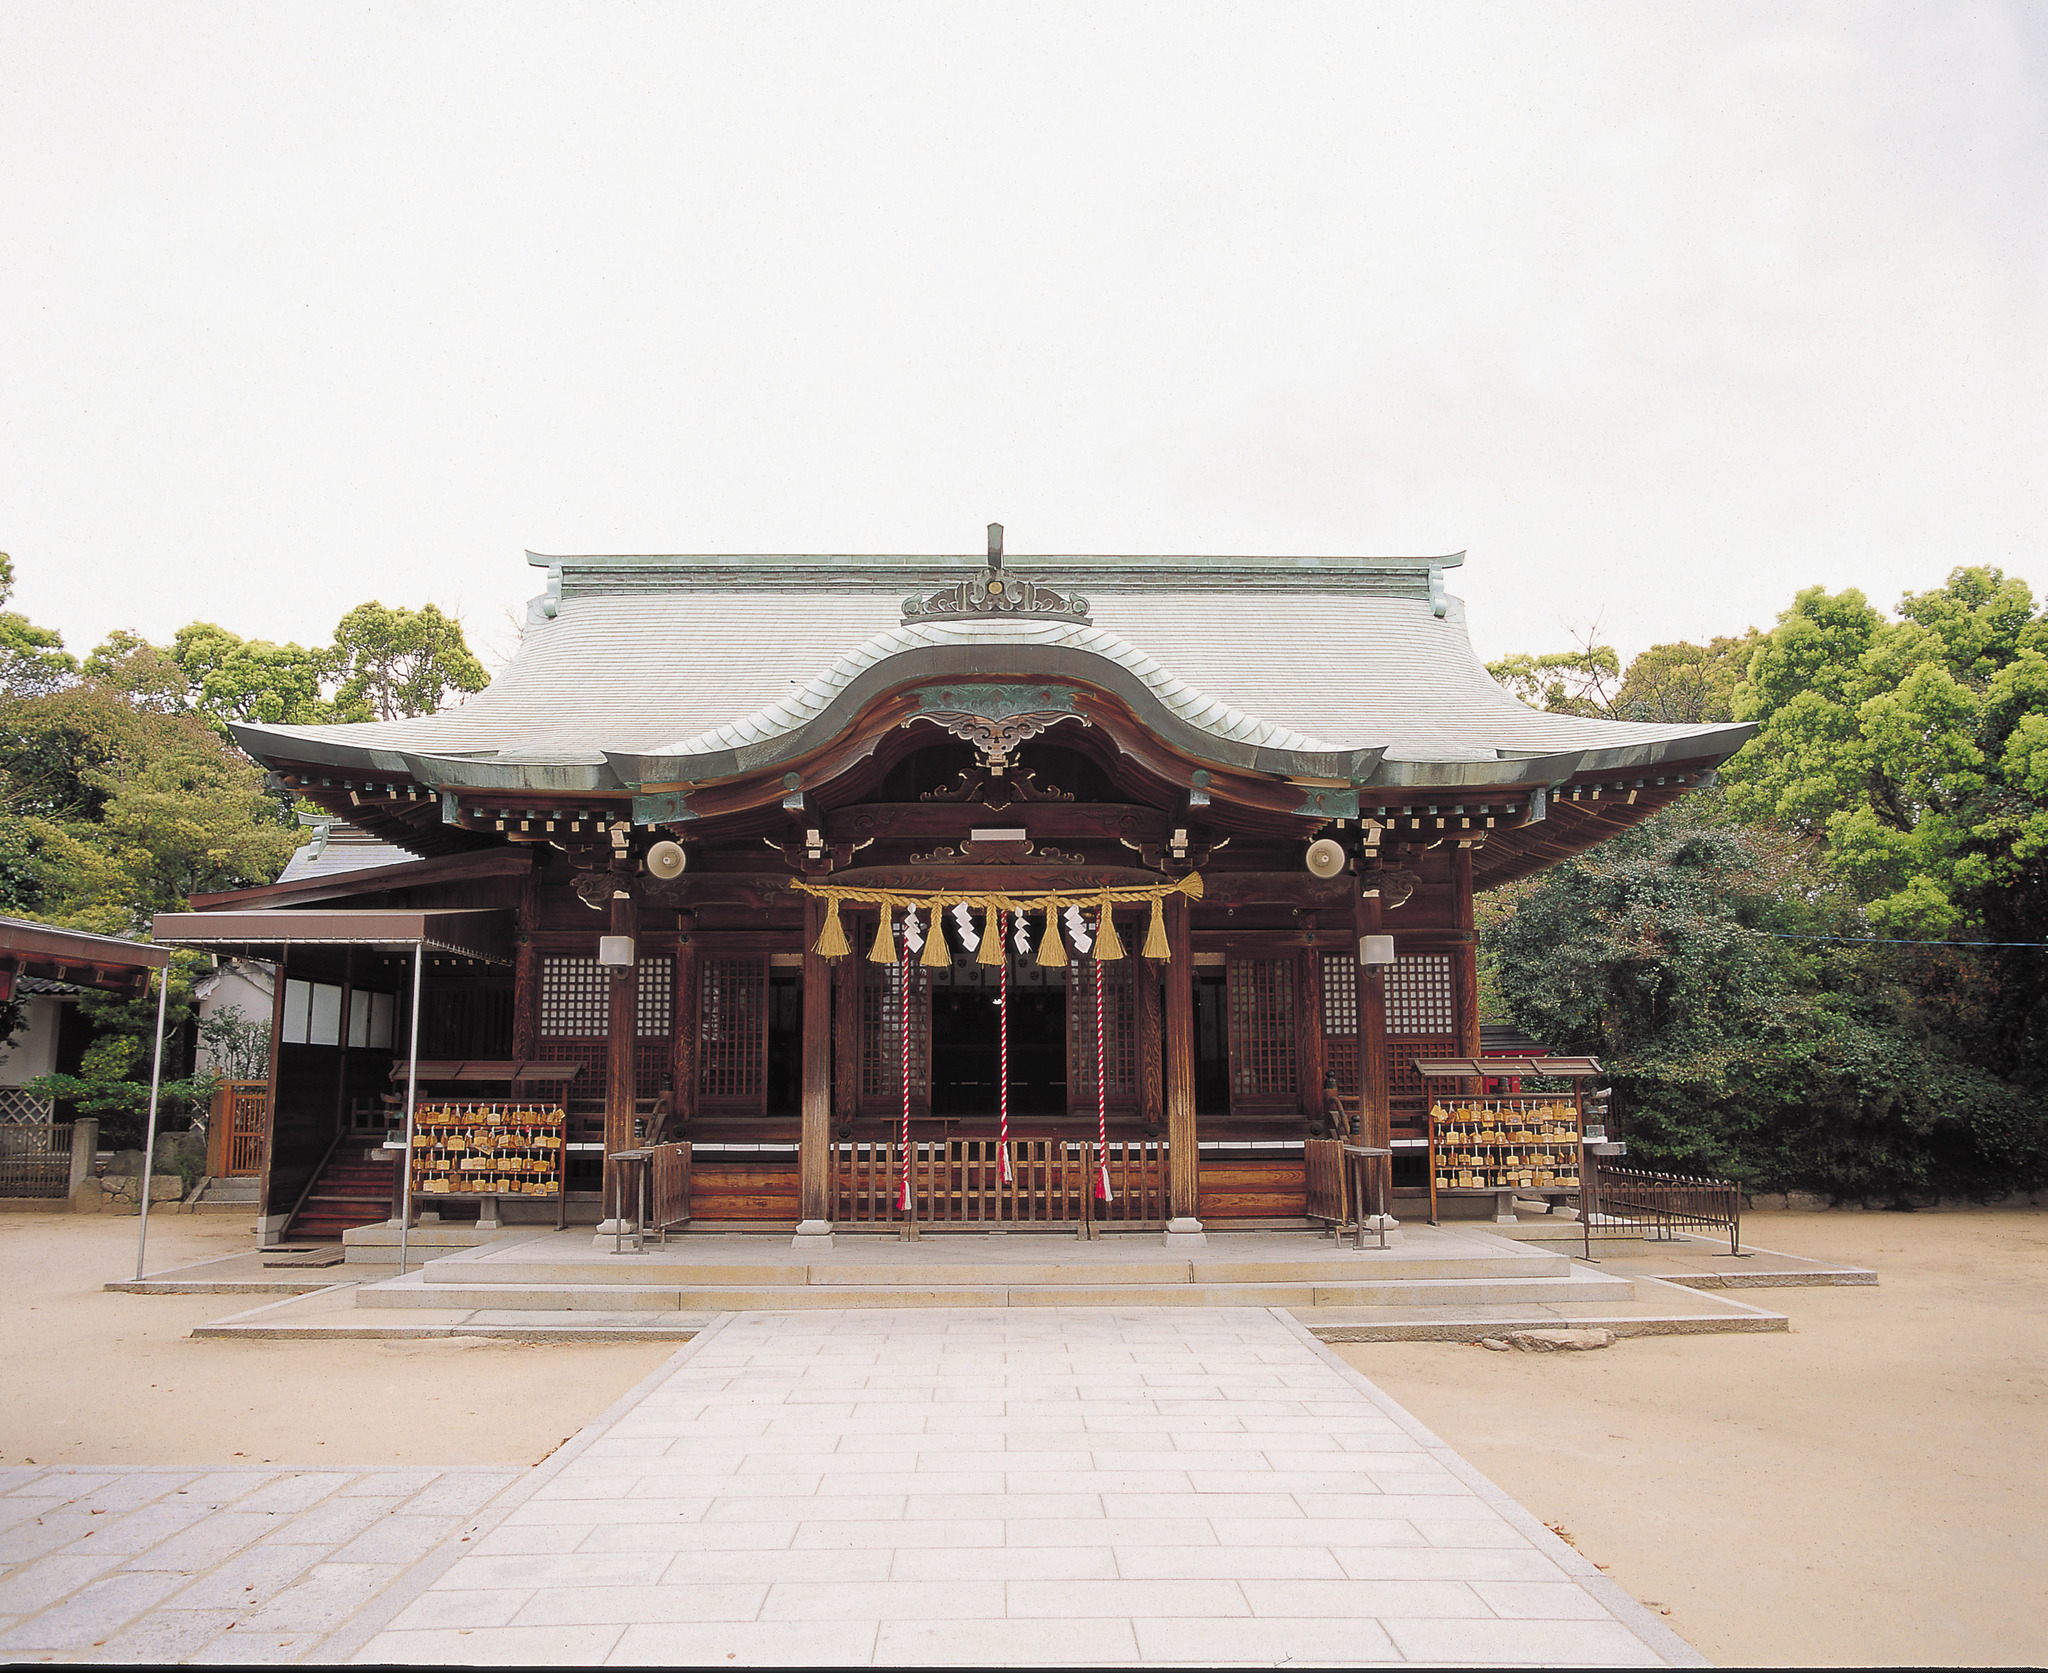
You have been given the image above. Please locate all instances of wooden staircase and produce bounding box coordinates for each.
[286,1149,394,1241]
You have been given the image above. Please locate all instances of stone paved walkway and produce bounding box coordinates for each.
[0,1308,1703,1665]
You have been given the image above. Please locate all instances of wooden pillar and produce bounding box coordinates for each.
[331,950,354,1138]
[1297,942,1324,1117]
[257,948,288,1234]
[1451,846,1482,1095]
[671,912,699,1127]
[511,866,539,1062]
[1356,888,1391,1215]
[798,896,834,1231]
[1135,943,1163,1132]
[832,927,860,1122]
[602,886,638,1218]
[1163,892,1201,1234]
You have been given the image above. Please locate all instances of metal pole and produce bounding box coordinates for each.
[398,942,424,1277]
[133,964,172,1282]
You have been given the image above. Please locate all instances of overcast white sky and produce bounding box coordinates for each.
[3,2,2044,673]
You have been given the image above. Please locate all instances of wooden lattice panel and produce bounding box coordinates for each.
[1227,956,1298,1109]
[1383,953,1454,1035]
[700,957,767,1106]
[1068,958,1137,1107]
[860,961,930,1107]
[541,956,673,1038]
[1321,953,1359,1035]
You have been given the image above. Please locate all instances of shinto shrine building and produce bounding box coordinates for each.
[157,532,1753,1245]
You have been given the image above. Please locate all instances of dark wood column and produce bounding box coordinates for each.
[1163,892,1200,1231]
[1297,944,1323,1117]
[832,931,860,1121]
[1356,887,1391,1216]
[331,950,354,1137]
[798,895,833,1230]
[1451,845,1482,1093]
[258,946,288,1232]
[602,885,638,1218]
[512,867,539,1061]
[1135,948,1163,1131]
[671,913,699,1128]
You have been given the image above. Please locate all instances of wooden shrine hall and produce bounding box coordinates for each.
[159,531,1753,1245]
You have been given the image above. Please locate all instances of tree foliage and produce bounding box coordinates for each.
[1485,795,2045,1203]
[0,559,491,1141]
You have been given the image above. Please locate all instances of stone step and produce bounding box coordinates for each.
[354,1270,1638,1313]
[410,1250,1573,1289]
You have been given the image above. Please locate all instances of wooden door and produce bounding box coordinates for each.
[1067,957,1139,1118]
[1225,953,1301,1115]
[857,957,930,1118]
[699,954,769,1115]
[1383,950,1457,1138]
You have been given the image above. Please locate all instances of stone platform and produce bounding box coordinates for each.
[186,1226,1786,1343]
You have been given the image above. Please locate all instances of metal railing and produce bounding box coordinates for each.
[1584,1161,1742,1256]
[0,1124,73,1197]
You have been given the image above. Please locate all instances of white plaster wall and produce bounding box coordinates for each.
[0,996,65,1087]
[195,961,276,1078]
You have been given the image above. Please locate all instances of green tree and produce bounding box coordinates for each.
[169,623,345,732]
[1485,641,1621,715]
[328,602,488,721]
[1724,567,2048,940]
[1608,631,1760,724]
[1485,794,2046,1203]
[0,554,78,696]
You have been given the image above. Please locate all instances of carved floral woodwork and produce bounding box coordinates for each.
[901,567,1090,624]
[902,683,1090,772]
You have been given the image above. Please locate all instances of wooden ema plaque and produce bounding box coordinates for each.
[410,1102,568,1198]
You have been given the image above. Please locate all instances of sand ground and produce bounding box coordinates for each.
[0,1215,672,1468]
[1338,1207,2048,1668]
[8,1209,2044,1666]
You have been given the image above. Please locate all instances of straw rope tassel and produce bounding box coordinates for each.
[977,899,1004,966]
[869,907,897,963]
[897,955,913,1213]
[1093,897,1125,961]
[1142,894,1170,960]
[998,951,1012,1185]
[1094,954,1112,1203]
[813,895,850,960]
[1037,901,1067,968]
[920,904,952,969]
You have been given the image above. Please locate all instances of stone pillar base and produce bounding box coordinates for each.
[791,1219,836,1251]
[476,1195,501,1232]
[1163,1216,1208,1250]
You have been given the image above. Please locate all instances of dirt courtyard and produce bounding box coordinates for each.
[0,1214,672,1468]
[1339,1207,2048,1668]
[5,1208,2044,1667]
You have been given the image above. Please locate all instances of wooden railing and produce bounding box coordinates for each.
[1304,1138,1345,1226]
[650,1142,692,1237]
[832,1138,1167,1231]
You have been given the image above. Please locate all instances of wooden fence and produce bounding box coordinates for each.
[0,1124,73,1197]
[833,1138,1168,1231]
[207,1082,267,1178]
[1303,1138,1345,1226]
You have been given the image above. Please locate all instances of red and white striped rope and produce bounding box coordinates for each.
[1094,918,1112,1203]
[998,950,1012,1184]
[897,932,913,1214]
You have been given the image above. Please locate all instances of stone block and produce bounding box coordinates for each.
[1506,1328,1616,1352]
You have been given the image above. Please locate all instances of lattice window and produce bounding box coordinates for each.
[1068,957,1137,1105]
[0,1089,54,1126]
[860,958,930,1104]
[1384,953,1454,1035]
[541,956,672,1039]
[1227,956,1298,1103]
[700,957,767,1104]
[636,957,673,1038]
[1321,953,1359,1036]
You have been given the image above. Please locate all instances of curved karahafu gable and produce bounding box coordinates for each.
[227,548,1752,800]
